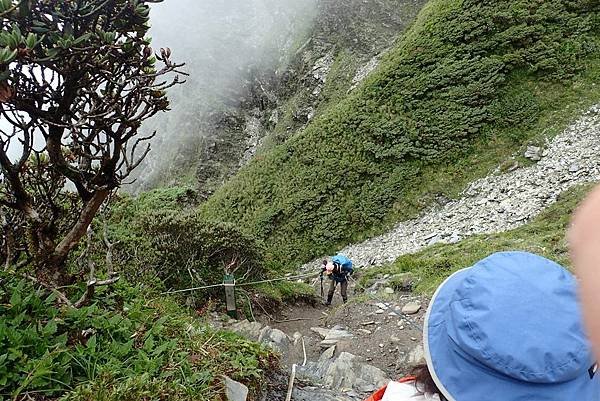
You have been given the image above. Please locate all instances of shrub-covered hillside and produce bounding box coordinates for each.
[202,0,600,265]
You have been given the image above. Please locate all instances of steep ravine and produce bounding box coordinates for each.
[133,0,427,195]
[303,105,600,271]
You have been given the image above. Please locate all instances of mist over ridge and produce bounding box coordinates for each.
[130,0,320,191]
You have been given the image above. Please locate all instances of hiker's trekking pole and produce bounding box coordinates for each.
[320,271,324,299]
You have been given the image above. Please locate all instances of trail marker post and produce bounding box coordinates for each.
[224,274,238,319]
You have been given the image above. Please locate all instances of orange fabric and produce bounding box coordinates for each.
[363,377,417,401]
[364,385,387,401]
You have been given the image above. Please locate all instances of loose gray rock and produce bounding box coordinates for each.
[524,145,542,161]
[384,287,395,294]
[402,301,422,315]
[311,327,331,339]
[223,376,248,401]
[320,328,354,348]
[229,320,262,340]
[321,345,336,360]
[293,386,357,401]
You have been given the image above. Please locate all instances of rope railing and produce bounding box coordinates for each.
[161,271,320,295]
[161,270,422,331]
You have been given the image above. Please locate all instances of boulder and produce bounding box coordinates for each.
[258,326,290,354]
[322,352,390,393]
[398,344,425,367]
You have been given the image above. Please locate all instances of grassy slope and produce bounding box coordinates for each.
[359,184,594,294]
[0,276,273,401]
[201,0,600,266]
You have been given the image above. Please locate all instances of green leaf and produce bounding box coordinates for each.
[25,33,36,49]
[9,289,20,308]
[42,320,57,336]
[86,335,97,351]
[72,33,92,46]
[0,0,13,13]
[143,335,154,351]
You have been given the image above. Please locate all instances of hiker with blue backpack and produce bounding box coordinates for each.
[321,254,353,305]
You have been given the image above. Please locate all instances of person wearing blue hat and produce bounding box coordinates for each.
[370,251,600,401]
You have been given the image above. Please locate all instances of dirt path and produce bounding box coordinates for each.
[259,279,428,377]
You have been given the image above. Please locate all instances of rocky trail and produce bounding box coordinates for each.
[303,105,600,270]
[218,278,428,401]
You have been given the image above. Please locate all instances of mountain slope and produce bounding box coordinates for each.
[202,0,600,265]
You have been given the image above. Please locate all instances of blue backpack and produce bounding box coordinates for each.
[332,254,353,273]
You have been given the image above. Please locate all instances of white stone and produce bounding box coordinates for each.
[402,301,422,315]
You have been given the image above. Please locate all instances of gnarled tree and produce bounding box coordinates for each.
[0,0,184,284]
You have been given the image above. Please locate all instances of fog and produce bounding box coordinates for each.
[131,0,320,190]
[1,1,320,188]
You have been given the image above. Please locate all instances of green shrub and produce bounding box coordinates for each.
[143,211,266,291]
[0,274,272,401]
[99,188,265,294]
[201,0,600,267]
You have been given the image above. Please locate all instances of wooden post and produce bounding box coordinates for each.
[224,274,238,319]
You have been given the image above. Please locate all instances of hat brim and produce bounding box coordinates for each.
[424,267,600,401]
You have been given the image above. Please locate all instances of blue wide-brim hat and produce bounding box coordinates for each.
[424,251,600,401]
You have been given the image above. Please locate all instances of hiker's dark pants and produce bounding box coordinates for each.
[327,279,348,304]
